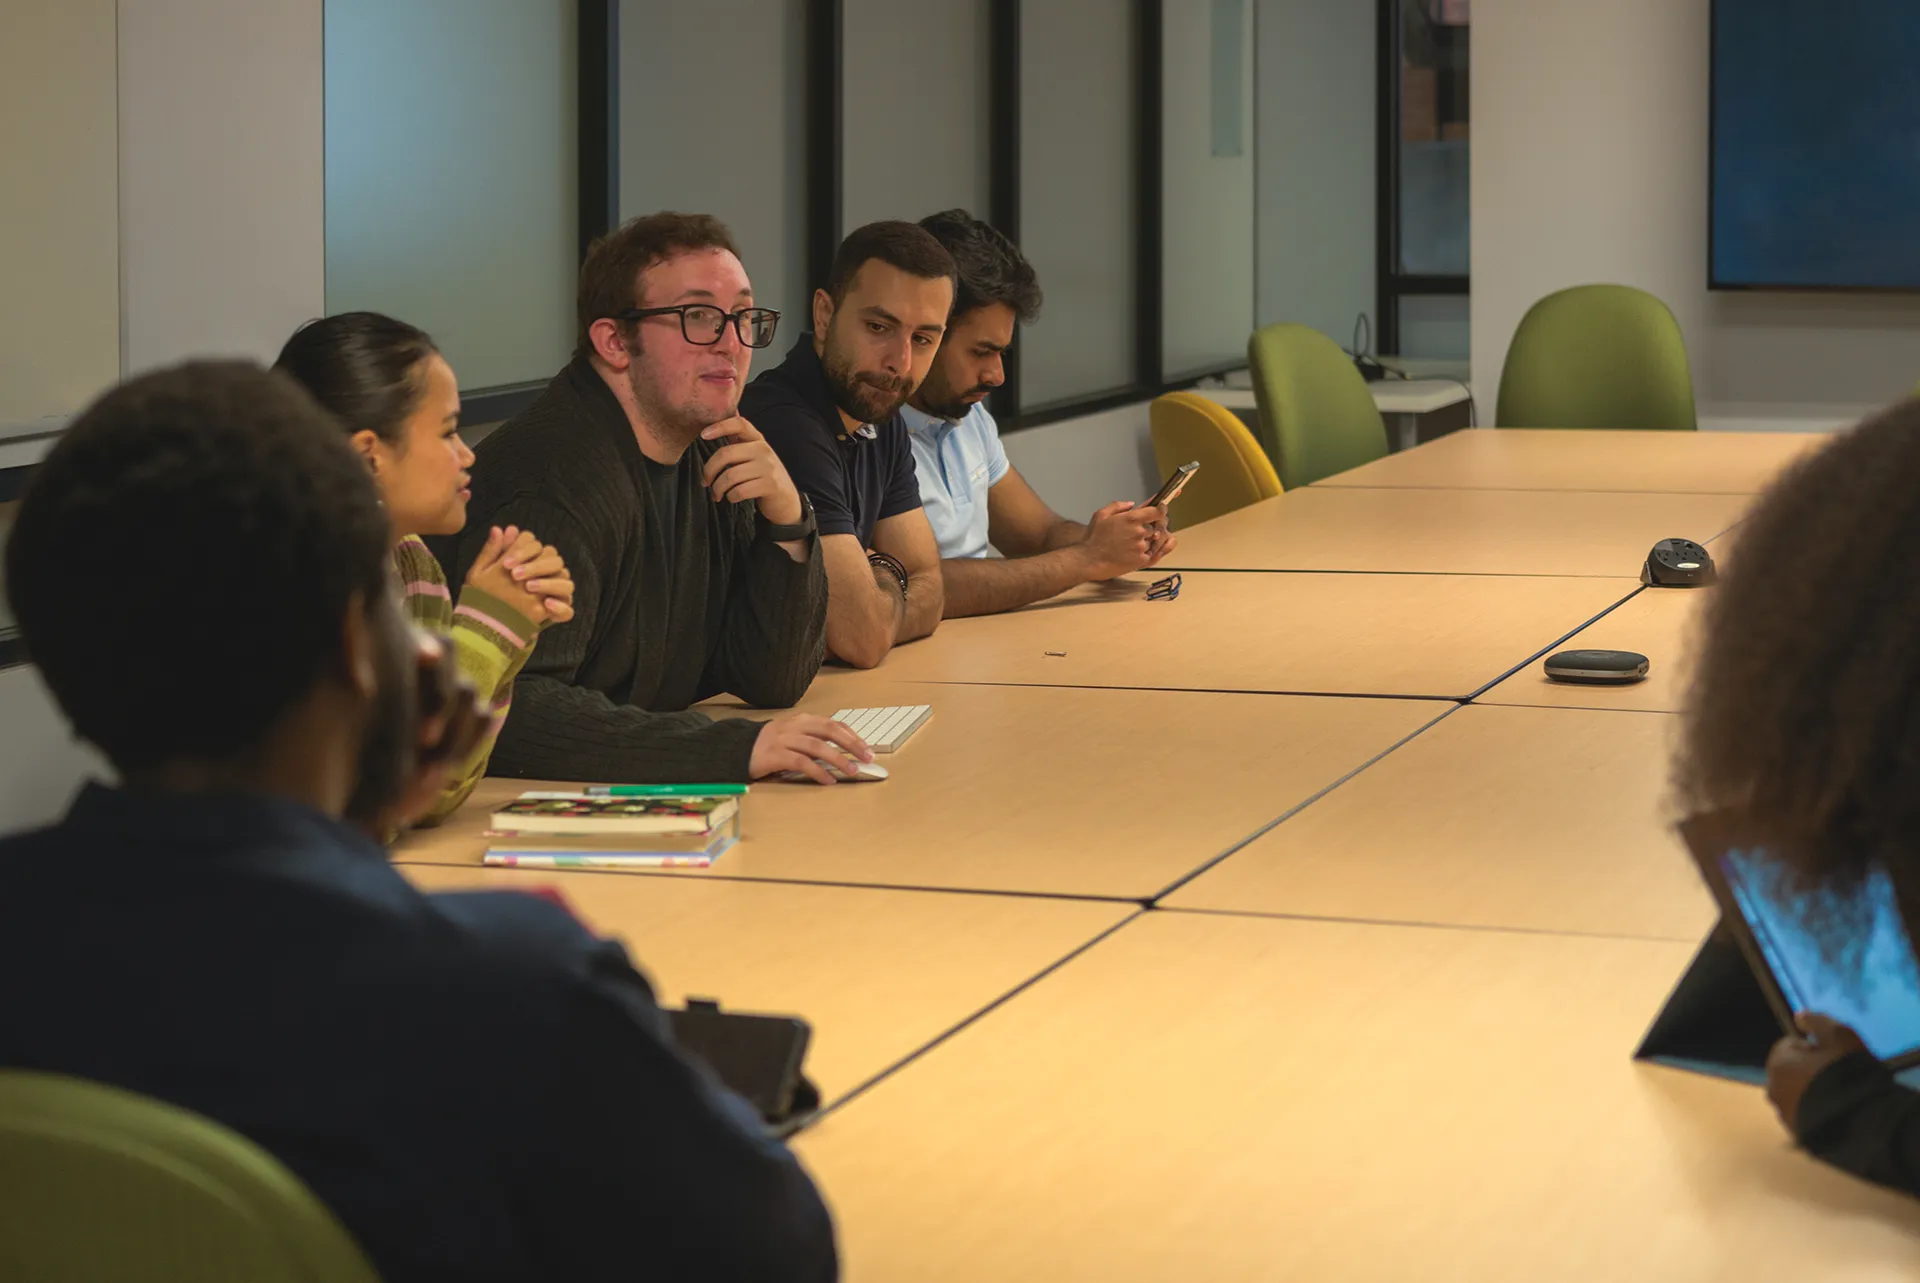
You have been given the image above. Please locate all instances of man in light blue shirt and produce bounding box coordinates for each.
[905,211,1177,618]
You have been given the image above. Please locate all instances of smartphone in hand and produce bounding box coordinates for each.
[1144,460,1200,512]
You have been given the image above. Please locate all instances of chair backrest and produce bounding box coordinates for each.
[1245,323,1390,488]
[0,1071,381,1283]
[1149,392,1282,530]
[1495,284,1697,430]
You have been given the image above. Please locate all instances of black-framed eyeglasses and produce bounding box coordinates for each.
[613,304,781,349]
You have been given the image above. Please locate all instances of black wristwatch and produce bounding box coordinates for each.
[756,493,818,543]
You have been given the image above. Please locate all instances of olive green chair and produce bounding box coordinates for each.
[1495,284,1697,430]
[1245,323,1390,488]
[0,1071,381,1283]
[1149,391,1283,530]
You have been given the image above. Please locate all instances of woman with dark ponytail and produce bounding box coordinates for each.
[276,311,574,824]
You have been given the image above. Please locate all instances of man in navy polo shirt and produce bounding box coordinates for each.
[742,221,953,669]
[903,210,1176,618]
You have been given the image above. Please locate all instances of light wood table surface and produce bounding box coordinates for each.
[1159,486,1751,577]
[395,681,1447,899]
[1164,703,1716,941]
[859,572,1638,700]
[796,911,1920,1282]
[400,863,1129,1105]
[1479,587,1708,715]
[1315,427,1826,494]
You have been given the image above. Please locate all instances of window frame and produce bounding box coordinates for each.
[1373,0,1469,356]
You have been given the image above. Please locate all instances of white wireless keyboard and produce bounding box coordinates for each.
[832,705,932,753]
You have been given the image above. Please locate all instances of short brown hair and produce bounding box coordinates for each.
[1675,398,1920,910]
[824,220,957,307]
[576,211,740,357]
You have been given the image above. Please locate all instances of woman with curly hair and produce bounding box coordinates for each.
[1675,397,1920,1195]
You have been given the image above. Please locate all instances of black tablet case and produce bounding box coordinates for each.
[1634,918,1785,1084]
[668,998,819,1133]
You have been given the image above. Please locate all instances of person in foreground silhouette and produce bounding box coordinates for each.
[0,361,838,1281]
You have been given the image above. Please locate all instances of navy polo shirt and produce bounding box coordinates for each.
[740,335,922,547]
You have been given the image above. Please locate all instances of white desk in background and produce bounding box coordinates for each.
[1196,381,1473,452]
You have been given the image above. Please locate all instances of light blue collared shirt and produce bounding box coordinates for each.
[902,401,1012,560]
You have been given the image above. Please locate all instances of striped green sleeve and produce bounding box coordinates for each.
[389,538,543,827]
[392,536,455,632]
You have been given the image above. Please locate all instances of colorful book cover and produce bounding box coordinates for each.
[490,793,739,836]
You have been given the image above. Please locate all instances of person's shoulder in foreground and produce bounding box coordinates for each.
[1675,394,1920,1201]
[0,789,838,1280]
[908,209,1175,618]
[0,359,837,1282]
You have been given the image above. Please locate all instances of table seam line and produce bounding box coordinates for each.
[1462,584,1651,703]
[391,857,1152,906]
[789,908,1149,1134]
[1144,702,1466,904]
[1150,903,1703,947]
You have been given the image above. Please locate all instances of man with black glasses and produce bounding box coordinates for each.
[436,212,873,786]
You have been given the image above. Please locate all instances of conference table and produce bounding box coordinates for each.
[396,683,1447,899]
[1162,701,1715,941]
[1479,585,1705,714]
[400,862,1132,1107]
[1157,485,1750,577]
[792,911,1920,1282]
[1316,426,1825,494]
[389,425,1920,1277]
[852,570,1638,698]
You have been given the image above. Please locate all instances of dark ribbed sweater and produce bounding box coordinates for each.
[1795,1050,1920,1196]
[427,357,828,783]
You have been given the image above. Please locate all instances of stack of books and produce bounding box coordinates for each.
[481,786,743,870]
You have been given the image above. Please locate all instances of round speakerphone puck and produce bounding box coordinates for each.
[1543,649,1650,685]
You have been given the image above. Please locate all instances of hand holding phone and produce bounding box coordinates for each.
[1133,461,1197,566]
[1144,460,1200,512]
[1081,501,1163,580]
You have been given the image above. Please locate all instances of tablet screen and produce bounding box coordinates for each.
[1720,846,1920,1062]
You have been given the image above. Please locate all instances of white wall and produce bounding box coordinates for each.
[4,0,324,834]
[118,0,325,373]
[0,1,119,438]
[1254,0,1374,344]
[0,667,109,835]
[1001,403,1159,527]
[1472,0,1920,423]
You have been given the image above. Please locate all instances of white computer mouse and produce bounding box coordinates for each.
[773,759,889,784]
